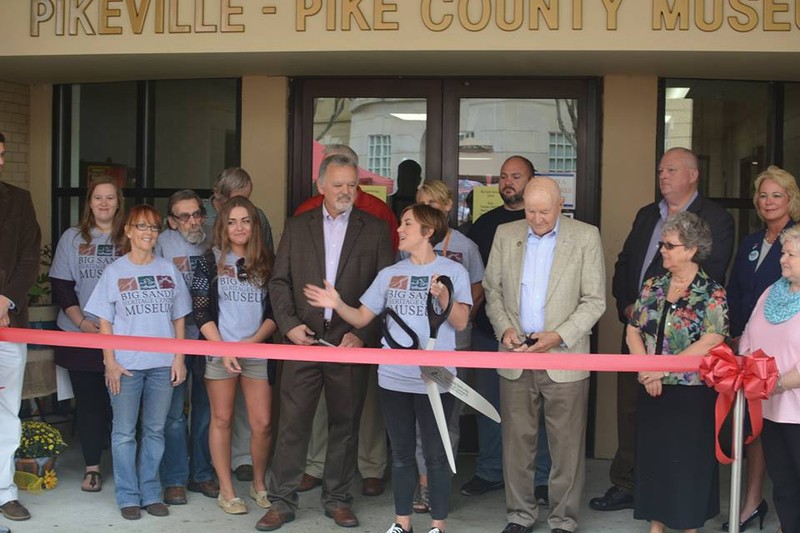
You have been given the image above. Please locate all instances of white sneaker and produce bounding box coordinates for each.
[385,523,412,533]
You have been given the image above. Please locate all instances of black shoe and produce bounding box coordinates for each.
[460,475,504,496]
[500,524,533,533]
[551,529,572,533]
[535,484,549,507]
[722,500,768,532]
[588,485,633,511]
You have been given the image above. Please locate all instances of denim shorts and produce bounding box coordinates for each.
[204,356,269,380]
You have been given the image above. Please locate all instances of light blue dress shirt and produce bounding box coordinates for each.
[519,219,559,336]
[322,204,352,320]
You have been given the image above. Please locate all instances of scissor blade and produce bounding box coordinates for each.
[423,377,456,474]
[420,366,501,423]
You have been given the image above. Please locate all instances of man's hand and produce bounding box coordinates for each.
[0,295,11,327]
[513,331,563,353]
[501,328,522,349]
[286,324,317,346]
[624,304,634,320]
[339,332,364,348]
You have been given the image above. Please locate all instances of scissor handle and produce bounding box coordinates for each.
[426,275,454,340]
[381,308,419,350]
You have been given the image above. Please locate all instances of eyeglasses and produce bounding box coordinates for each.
[236,257,248,282]
[170,210,205,223]
[658,241,685,251]
[132,223,160,233]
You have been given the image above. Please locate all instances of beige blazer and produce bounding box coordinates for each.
[483,216,606,383]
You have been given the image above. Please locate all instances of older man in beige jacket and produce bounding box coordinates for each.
[483,178,605,533]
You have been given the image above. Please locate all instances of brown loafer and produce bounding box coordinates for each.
[164,486,187,505]
[255,508,295,531]
[187,479,220,498]
[325,507,359,528]
[361,477,384,496]
[120,506,141,520]
[0,501,30,521]
[297,473,322,492]
[144,502,170,517]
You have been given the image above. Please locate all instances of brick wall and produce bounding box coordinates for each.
[0,81,31,189]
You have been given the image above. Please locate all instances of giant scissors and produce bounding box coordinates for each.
[381,275,501,474]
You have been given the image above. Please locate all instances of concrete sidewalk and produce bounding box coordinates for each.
[5,437,779,533]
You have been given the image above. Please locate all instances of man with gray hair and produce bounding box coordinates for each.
[590,146,734,512]
[484,177,605,533]
[156,190,219,505]
[262,154,393,531]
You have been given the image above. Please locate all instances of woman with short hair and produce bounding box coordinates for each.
[85,204,191,520]
[740,224,800,533]
[628,211,728,533]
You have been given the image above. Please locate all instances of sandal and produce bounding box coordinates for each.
[81,471,103,492]
[412,484,430,514]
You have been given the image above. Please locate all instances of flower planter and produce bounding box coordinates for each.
[15,456,56,477]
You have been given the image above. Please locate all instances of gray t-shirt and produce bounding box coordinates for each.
[50,227,123,332]
[361,255,472,394]
[85,254,192,370]
[400,229,483,349]
[155,229,209,337]
[217,250,268,342]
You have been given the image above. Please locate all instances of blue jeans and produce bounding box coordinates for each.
[472,328,552,486]
[160,356,213,486]
[109,367,173,508]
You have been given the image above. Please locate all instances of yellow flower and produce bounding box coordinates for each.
[43,470,58,490]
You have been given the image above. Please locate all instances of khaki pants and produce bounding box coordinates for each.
[500,370,589,532]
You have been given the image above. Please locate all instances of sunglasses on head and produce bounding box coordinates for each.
[235,257,248,282]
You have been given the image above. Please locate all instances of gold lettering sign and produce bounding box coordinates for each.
[28,0,800,37]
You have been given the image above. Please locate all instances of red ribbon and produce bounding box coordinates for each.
[699,343,778,464]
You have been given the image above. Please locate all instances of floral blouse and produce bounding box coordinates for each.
[629,269,729,386]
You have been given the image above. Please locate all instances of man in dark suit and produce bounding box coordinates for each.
[0,132,42,526]
[261,154,394,531]
[589,146,734,511]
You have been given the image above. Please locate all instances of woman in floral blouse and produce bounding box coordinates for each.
[627,211,729,533]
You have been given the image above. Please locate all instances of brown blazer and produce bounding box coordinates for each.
[0,181,42,328]
[269,206,394,347]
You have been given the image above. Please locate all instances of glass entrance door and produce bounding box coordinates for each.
[290,78,600,227]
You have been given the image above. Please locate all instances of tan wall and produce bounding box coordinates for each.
[241,76,289,245]
[594,75,659,458]
[0,81,31,189]
[29,84,52,246]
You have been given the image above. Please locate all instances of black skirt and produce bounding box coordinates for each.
[634,384,720,530]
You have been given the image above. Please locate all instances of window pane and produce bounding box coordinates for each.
[312,97,427,209]
[663,80,769,199]
[784,83,800,177]
[457,98,578,225]
[71,82,138,189]
[153,79,239,189]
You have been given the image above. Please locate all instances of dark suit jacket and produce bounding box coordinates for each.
[612,194,734,324]
[269,206,394,347]
[726,219,795,337]
[0,181,41,328]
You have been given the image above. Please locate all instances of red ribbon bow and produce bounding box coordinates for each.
[699,343,778,464]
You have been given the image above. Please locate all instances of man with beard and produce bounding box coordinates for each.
[156,190,219,505]
[462,156,552,507]
[261,154,393,531]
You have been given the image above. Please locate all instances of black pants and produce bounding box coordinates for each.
[69,369,111,466]
[380,387,454,521]
[762,419,800,533]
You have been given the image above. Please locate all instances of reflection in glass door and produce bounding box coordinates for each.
[455,98,579,227]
